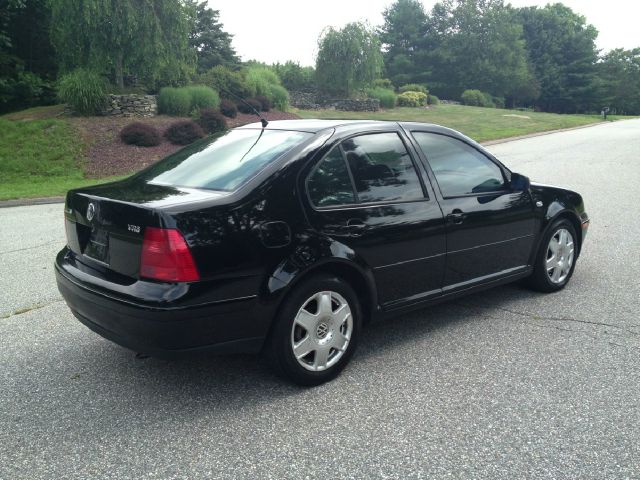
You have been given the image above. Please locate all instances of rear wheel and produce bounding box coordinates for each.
[528,219,578,292]
[266,274,362,386]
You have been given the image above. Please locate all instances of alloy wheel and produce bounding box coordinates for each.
[290,291,353,372]
[546,228,575,284]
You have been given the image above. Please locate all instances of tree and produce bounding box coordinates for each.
[315,22,383,96]
[517,4,599,113]
[598,48,640,115]
[419,0,538,104]
[49,0,195,89]
[378,0,428,85]
[187,0,238,74]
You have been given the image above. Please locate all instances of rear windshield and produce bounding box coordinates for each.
[140,129,312,191]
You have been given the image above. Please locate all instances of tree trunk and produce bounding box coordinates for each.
[115,50,124,89]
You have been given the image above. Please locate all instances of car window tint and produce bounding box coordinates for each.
[140,129,312,191]
[307,148,356,207]
[341,133,424,203]
[412,132,505,197]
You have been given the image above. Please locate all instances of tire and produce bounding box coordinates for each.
[266,274,362,386]
[527,218,578,293]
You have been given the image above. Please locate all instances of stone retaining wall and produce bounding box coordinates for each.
[289,89,380,112]
[100,94,158,117]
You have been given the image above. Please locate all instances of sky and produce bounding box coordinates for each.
[210,0,640,66]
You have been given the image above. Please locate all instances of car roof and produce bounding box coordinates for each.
[237,119,398,133]
[236,119,473,142]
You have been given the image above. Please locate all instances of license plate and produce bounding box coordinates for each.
[84,228,109,263]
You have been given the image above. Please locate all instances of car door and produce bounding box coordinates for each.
[410,130,536,290]
[303,130,446,307]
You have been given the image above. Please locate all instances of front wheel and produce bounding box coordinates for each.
[528,219,578,292]
[266,274,362,386]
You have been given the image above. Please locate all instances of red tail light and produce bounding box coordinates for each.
[140,227,200,282]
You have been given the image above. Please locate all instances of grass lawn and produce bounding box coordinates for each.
[294,104,625,142]
[0,117,125,200]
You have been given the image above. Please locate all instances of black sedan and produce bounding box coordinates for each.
[55,119,589,385]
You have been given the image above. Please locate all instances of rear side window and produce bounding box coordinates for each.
[307,148,356,207]
[140,129,312,191]
[412,132,506,197]
[341,133,424,203]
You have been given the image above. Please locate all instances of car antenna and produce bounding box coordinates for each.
[212,82,269,128]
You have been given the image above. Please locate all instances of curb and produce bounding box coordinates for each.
[0,196,65,209]
[481,121,605,146]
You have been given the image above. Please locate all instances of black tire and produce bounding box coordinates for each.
[266,274,362,386]
[527,218,578,293]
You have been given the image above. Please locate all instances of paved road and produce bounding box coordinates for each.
[1,120,639,479]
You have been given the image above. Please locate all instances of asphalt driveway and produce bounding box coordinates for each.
[1,120,639,479]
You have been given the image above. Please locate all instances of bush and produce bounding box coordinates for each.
[57,69,107,115]
[164,120,205,145]
[237,98,263,114]
[220,99,237,118]
[365,87,396,109]
[198,109,227,134]
[399,83,428,94]
[374,78,394,89]
[185,85,220,111]
[119,122,161,147]
[267,84,289,111]
[461,89,495,107]
[397,91,428,107]
[427,94,440,105]
[158,87,191,116]
[255,95,272,112]
[492,96,505,109]
[197,65,252,99]
[272,61,315,90]
[245,66,281,97]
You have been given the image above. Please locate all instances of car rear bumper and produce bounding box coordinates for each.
[55,251,268,357]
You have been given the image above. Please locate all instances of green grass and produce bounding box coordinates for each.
[294,104,631,142]
[0,118,126,200]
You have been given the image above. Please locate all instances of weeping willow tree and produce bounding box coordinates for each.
[315,22,383,97]
[49,0,195,88]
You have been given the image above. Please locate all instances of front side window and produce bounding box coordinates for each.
[307,148,356,207]
[341,133,424,203]
[412,132,506,197]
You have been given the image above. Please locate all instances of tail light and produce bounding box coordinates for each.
[140,227,200,282]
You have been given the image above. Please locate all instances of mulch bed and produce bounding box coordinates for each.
[69,110,300,178]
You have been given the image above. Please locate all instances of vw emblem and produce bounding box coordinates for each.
[86,203,96,221]
[316,322,329,339]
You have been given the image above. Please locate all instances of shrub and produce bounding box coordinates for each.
[185,85,220,111]
[461,89,495,107]
[237,98,263,114]
[397,91,428,107]
[272,61,315,90]
[198,109,227,134]
[255,95,272,112]
[365,87,397,109]
[158,87,191,116]
[164,120,205,145]
[198,65,252,99]
[492,96,505,109]
[374,78,394,89]
[120,122,161,147]
[57,69,107,115]
[267,84,289,111]
[220,99,238,118]
[399,83,428,94]
[244,66,281,97]
[427,94,440,105]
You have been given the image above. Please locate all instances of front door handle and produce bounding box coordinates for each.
[446,209,465,225]
[346,219,367,236]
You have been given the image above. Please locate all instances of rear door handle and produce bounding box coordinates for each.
[346,219,367,236]
[446,209,465,225]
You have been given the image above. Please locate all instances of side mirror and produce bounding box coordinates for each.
[510,172,530,191]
